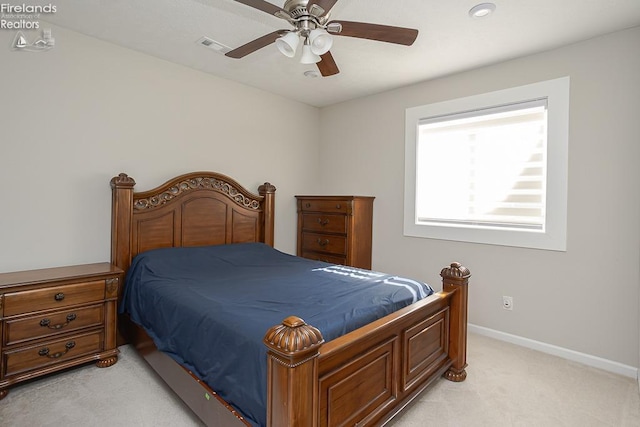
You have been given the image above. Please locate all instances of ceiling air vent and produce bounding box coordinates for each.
[196,36,231,54]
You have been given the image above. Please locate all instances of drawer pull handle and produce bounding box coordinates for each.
[305,203,311,208]
[317,218,330,226]
[317,238,329,247]
[38,341,76,359]
[39,313,77,329]
[335,204,341,209]
[54,293,65,301]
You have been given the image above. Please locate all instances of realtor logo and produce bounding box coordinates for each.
[12,29,54,51]
[2,3,57,30]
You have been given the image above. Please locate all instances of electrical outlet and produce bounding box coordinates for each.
[502,296,513,310]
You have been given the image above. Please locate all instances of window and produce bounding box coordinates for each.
[404,77,569,251]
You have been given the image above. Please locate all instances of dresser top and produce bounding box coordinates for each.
[0,263,122,288]
[295,195,375,200]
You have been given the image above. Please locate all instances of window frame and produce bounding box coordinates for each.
[404,77,570,251]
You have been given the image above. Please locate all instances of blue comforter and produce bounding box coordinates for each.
[120,243,433,426]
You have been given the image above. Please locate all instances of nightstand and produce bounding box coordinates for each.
[0,263,123,399]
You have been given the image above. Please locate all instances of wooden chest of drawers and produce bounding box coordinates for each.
[296,196,374,269]
[0,263,123,399]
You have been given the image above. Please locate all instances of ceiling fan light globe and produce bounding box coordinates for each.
[275,32,299,58]
[300,44,321,64]
[309,28,333,55]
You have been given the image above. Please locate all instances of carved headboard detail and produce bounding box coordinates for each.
[110,171,276,274]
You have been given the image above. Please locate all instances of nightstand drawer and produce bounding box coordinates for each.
[4,330,104,377]
[3,280,105,316]
[301,233,347,255]
[299,199,350,213]
[301,251,347,265]
[5,304,104,346]
[301,214,347,234]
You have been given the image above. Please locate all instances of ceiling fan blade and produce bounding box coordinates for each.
[307,0,339,17]
[327,20,418,46]
[317,51,339,76]
[225,30,286,59]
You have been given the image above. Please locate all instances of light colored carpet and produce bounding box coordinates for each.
[1,333,638,426]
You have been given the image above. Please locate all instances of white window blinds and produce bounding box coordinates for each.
[415,99,548,231]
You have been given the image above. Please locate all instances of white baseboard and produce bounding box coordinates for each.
[468,324,638,379]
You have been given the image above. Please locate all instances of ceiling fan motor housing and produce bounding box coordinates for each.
[284,0,309,17]
[284,0,324,18]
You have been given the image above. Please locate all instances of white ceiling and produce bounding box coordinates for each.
[38,0,640,107]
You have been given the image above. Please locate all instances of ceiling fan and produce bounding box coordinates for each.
[225,0,419,77]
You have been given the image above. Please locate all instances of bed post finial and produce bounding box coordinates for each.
[441,262,471,382]
[264,316,324,427]
[111,173,136,274]
[259,182,276,247]
[111,173,136,188]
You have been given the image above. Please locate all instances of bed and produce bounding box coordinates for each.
[110,171,471,427]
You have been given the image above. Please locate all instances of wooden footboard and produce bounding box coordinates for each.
[264,262,470,427]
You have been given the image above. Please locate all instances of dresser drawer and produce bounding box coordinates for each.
[301,213,347,234]
[301,232,347,255]
[4,330,104,377]
[301,251,347,265]
[4,304,104,346]
[3,280,105,317]
[299,199,350,213]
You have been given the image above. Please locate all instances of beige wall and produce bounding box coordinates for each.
[0,24,321,273]
[318,27,640,367]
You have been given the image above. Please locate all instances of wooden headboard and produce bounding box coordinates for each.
[110,171,276,274]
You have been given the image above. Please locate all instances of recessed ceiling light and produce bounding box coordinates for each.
[304,70,320,78]
[469,3,496,18]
